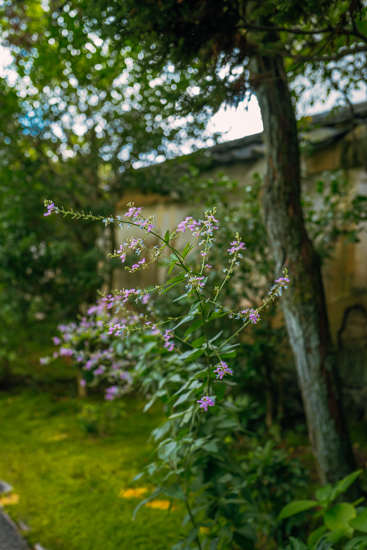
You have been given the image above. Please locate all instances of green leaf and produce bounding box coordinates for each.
[164,230,170,243]
[219,473,232,483]
[168,261,177,274]
[180,349,204,364]
[350,508,367,533]
[202,440,219,453]
[184,318,204,337]
[278,500,317,520]
[160,282,181,295]
[174,391,193,407]
[182,241,194,258]
[345,536,367,550]
[162,483,186,501]
[166,274,186,285]
[324,503,356,531]
[307,525,327,548]
[191,336,205,348]
[316,529,350,547]
[173,292,188,302]
[331,470,362,502]
[186,527,199,544]
[315,483,332,503]
[219,350,237,359]
[131,472,144,482]
[172,315,194,330]
[169,407,191,420]
[180,408,194,425]
[209,331,223,343]
[289,537,309,550]
[188,301,200,315]
[235,525,256,541]
[133,487,162,520]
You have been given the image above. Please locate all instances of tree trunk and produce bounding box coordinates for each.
[250,53,356,485]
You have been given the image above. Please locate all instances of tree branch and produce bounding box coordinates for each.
[280,44,367,63]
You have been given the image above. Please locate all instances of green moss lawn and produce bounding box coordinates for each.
[0,389,184,550]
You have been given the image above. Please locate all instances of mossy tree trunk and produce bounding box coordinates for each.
[250,52,356,485]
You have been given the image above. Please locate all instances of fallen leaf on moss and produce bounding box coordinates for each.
[145,500,176,511]
[119,487,148,498]
[0,494,19,506]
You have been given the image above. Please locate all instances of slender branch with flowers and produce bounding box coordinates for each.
[43,198,290,548]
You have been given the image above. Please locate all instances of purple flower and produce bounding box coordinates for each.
[59,347,74,357]
[53,336,62,346]
[124,206,142,219]
[213,361,233,379]
[241,308,260,324]
[44,203,56,216]
[197,396,215,412]
[185,275,206,293]
[269,275,290,297]
[163,329,174,352]
[105,386,120,401]
[80,379,86,387]
[142,294,150,305]
[228,239,246,255]
[275,277,290,287]
[131,258,146,272]
[176,217,201,236]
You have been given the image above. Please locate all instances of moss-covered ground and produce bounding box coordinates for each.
[0,389,184,550]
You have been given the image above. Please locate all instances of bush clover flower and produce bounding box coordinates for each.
[197,396,215,411]
[124,206,143,219]
[228,238,246,256]
[59,347,74,357]
[163,329,175,352]
[213,361,233,379]
[241,308,261,324]
[130,258,146,272]
[105,386,120,401]
[43,201,58,216]
[201,211,219,240]
[185,274,206,293]
[142,294,150,305]
[176,216,201,236]
[269,273,290,297]
[107,323,126,336]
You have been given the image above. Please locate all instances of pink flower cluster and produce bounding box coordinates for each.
[197,396,215,412]
[201,214,219,237]
[269,275,290,297]
[163,329,175,352]
[213,361,233,379]
[131,258,146,271]
[275,277,290,287]
[228,239,246,255]
[44,202,57,216]
[124,206,143,218]
[107,323,126,336]
[177,217,201,236]
[123,206,154,232]
[241,308,261,324]
[185,274,206,293]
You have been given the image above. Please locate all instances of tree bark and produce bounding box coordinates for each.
[250,53,356,485]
